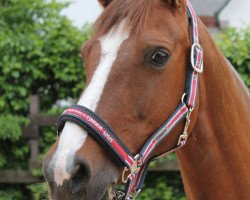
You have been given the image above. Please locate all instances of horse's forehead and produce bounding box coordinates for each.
[80,19,130,110]
[99,20,129,52]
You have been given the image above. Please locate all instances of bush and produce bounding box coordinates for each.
[216,26,250,89]
[0,115,29,169]
[0,0,87,115]
[0,0,89,170]
[0,189,24,200]
[0,0,89,199]
[138,172,186,200]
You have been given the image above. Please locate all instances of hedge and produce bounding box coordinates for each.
[0,0,87,115]
[0,0,87,199]
[215,26,250,89]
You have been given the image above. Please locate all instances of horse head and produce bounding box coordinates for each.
[43,0,199,199]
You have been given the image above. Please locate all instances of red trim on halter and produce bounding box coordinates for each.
[167,105,189,129]
[187,0,199,44]
[188,72,198,106]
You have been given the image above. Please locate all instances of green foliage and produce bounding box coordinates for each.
[216,26,250,88]
[0,115,28,142]
[0,0,88,115]
[27,183,48,200]
[0,115,28,141]
[138,182,177,200]
[0,0,90,171]
[138,172,186,200]
[0,0,90,198]
[0,0,89,168]
[0,189,24,200]
[0,115,29,168]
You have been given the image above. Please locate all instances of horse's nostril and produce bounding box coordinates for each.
[70,161,92,194]
[71,165,80,177]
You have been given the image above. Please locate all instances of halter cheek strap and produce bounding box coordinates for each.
[56,1,203,199]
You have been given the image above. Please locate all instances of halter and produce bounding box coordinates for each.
[56,1,203,199]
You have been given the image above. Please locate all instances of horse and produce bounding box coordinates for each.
[42,0,250,199]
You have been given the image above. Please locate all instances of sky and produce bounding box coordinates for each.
[60,0,102,28]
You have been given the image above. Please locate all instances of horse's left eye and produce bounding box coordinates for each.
[149,50,169,67]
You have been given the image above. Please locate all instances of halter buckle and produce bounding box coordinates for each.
[177,108,193,146]
[178,134,188,146]
[122,155,141,183]
[129,189,141,200]
[191,43,203,73]
[113,190,125,200]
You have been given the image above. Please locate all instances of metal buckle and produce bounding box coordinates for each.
[113,191,125,200]
[130,189,141,199]
[177,108,193,146]
[122,155,141,183]
[191,43,203,73]
[177,134,188,146]
[122,168,130,183]
[114,189,140,200]
[181,93,186,104]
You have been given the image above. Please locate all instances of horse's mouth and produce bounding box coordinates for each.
[103,185,123,200]
[99,186,113,200]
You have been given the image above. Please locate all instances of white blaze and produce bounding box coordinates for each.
[52,21,129,186]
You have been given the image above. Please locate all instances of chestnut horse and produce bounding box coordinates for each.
[43,0,250,199]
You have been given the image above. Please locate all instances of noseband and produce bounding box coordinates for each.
[56,1,203,199]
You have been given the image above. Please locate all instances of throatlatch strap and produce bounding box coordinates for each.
[185,1,203,107]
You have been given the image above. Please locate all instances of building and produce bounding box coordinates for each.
[60,0,250,30]
[218,0,250,28]
[190,0,250,31]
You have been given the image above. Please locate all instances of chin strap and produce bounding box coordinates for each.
[56,1,203,199]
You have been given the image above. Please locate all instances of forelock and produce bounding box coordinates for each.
[93,0,152,36]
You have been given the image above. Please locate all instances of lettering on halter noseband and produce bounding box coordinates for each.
[86,116,103,131]
[103,131,114,143]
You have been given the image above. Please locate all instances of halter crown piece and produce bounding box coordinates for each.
[56,1,203,199]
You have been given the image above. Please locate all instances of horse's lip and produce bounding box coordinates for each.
[105,184,118,200]
[99,185,113,200]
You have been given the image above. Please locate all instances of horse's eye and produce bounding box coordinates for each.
[150,50,169,67]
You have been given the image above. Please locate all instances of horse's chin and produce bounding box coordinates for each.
[47,183,115,200]
[99,186,114,200]
[85,184,115,200]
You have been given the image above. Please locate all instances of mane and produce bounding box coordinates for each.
[93,0,153,36]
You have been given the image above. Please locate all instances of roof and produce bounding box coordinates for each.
[189,0,231,16]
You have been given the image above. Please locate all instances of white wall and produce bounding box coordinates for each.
[59,0,102,28]
[219,0,250,28]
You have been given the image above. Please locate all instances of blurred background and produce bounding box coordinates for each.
[0,0,249,199]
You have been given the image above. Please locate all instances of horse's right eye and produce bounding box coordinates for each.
[146,48,170,68]
[151,50,169,66]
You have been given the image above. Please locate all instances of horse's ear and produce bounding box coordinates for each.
[98,0,112,8]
